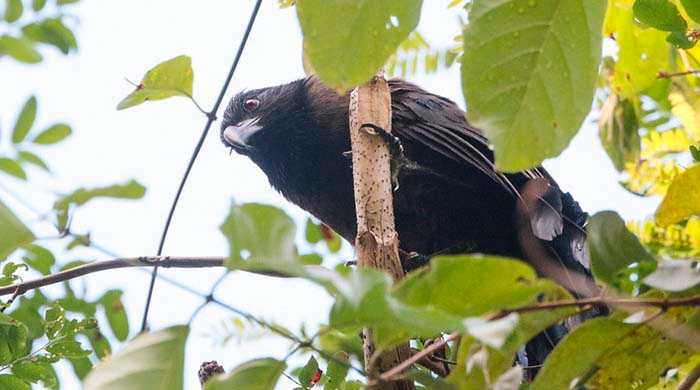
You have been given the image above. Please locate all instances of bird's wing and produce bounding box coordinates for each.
[388,79,546,197]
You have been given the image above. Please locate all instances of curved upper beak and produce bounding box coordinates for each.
[222,117,262,151]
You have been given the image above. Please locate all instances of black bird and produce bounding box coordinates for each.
[220,76,602,377]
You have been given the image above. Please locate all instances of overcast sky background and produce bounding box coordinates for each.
[0,1,660,388]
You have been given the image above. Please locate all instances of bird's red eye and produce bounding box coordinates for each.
[243,98,260,112]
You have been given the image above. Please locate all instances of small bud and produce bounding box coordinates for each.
[198,360,225,385]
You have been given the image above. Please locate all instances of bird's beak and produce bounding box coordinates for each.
[222,117,262,151]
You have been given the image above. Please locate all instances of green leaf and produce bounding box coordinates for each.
[12,361,57,388]
[305,218,322,244]
[117,55,194,110]
[587,211,656,287]
[220,202,299,266]
[666,30,695,49]
[32,123,71,144]
[532,317,692,389]
[0,375,29,390]
[22,244,55,275]
[32,0,47,12]
[324,353,349,390]
[0,200,35,259]
[681,0,700,23]
[607,0,669,98]
[54,179,146,211]
[204,358,286,390]
[46,340,90,358]
[12,96,37,144]
[296,0,423,92]
[17,151,49,172]
[68,357,92,380]
[633,0,687,31]
[461,0,606,172]
[643,258,700,291]
[84,325,189,390]
[22,18,77,55]
[84,328,111,359]
[99,289,129,341]
[298,356,319,388]
[0,35,41,63]
[598,94,640,171]
[4,0,23,23]
[656,165,700,226]
[0,158,27,180]
[56,0,80,4]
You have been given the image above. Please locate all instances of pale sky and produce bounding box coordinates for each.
[0,1,659,388]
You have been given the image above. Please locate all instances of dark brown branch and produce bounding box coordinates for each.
[678,363,700,390]
[0,256,294,297]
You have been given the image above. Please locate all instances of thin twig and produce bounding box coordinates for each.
[140,0,263,332]
[377,333,459,384]
[657,70,700,79]
[678,363,700,390]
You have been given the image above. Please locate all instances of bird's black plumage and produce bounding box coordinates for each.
[221,76,602,376]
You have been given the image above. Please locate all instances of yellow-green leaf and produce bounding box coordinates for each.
[0,35,41,64]
[32,123,72,145]
[12,96,37,144]
[4,0,23,23]
[0,200,35,260]
[462,0,607,172]
[117,55,194,110]
[633,0,687,32]
[0,158,27,180]
[205,358,286,390]
[297,0,423,92]
[656,164,700,225]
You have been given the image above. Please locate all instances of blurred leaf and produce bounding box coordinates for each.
[17,150,49,172]
[84,325,189,390]
[54,179,146,211]
[0,35,41,63]
[305,218,322,244]
[221,202,299,266]
[0,375,29,390]
[587,211,656,288]
[656,165,700,225]
[0,312,28,363]
[667,30,695,49]
[598,94,640,171]
[56,0,80,4]
[681,0,700,23]
[205,358,286,390]
[11,361,57,388]
[32,123,72,145]
[296,0,422,92]
[669,89,700,139]
[298,356,319,388]
[22,244,55,275]
[643,258,700,291]
[324,352,349,390]
[299,253,322,265]
[98,289,129,341]
[68,357,92,379]
[32,0,47,11]
[621,159,682,196]
[12,96,37,144]
[691,145,700,162]
[4,0,23,23]
[533,318,692,389]
[633,0,687,31]
[462,0,606,171]
[46,340,91,358]
[22,18,77,54]
[641,129,692,160]
[84,328,111,359]
[117,55,194,110]
[0,200,35,259]
[607,0,669,98]
[0,158,27,180]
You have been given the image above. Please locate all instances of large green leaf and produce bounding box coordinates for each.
[633,0,687,31]
[12,96,37,144]
[204,358,286,390]
[587,211,656,287]
[0,200,35,260]
[461,0,606,172]
[117,55,193,110]
[0,35,41,63]
[220,202,299,265]
[296,0,423,92]
[54,180,146,211]
[656,164,700,226]
[83,325,188,390]
[532,317,692,389]
[681,0,700,23]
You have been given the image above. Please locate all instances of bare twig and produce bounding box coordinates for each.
[657,70,700,79]
[678,363,700,390]
[377,333,459,384]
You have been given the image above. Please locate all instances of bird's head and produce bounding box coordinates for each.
[220,78,311,157]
